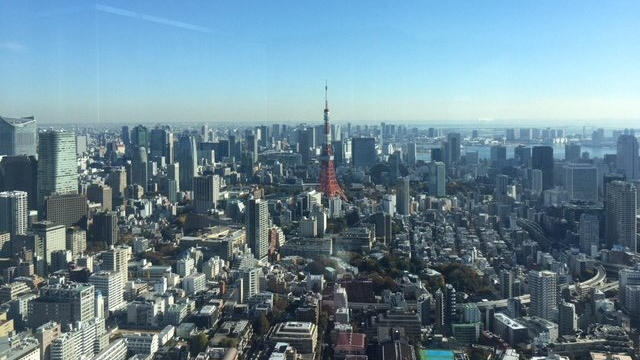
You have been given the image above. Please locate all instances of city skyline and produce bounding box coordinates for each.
[1,1,640,125]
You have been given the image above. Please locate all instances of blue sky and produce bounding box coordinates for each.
[1,0,639,125]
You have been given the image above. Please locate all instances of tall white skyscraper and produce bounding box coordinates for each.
[616,134,639,180]
[528,270,557,321]
[605,181,637,252]
[246,198,269,260]
[0,190,28,238]
[37,131,78,209]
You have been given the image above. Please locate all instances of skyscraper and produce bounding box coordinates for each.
[130,125,149,149]
[246,198,269,260]
[444,132,461,165]
[45,193,88,228]
[616,134,639,180]
[429,161,446,197]
[177,135,197,191]
[0,155,38,210]
[193,175,220,213]
[37,131,78,209]
[532,146,554,190]
[131,146,148,188]
[396,177,410,215]
[351,137,376,168]
[528,270,557,321]
[0,116,37,156]
[93,211,119,246]
[32,221,67,271]
[406,142,417,166]
[565,143,581,162]
[0,191,28,239]
[579,213,599,256]
[605,181,637,252]
[564,164,598,202]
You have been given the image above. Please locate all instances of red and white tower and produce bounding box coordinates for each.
[318,84,347,200]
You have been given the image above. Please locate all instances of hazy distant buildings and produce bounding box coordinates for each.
[565,143,581,162]
[0,116,37,157]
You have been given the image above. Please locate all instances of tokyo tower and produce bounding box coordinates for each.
[318,84,347,200]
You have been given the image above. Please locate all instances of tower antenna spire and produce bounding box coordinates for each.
[324,81,328,109]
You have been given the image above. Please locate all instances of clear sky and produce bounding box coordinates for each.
[1,1,639,126]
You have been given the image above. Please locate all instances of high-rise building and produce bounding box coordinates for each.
[86,184,113,211]
[564,164,598,202]
[102,246,129,285]
[532,146,554,190]
[192,175,220,213]
[374,212,392,245]
[45,193,88,227]
[565,143,581,162]
[579,213,599,256]
[28,282,95,328]
[167,162,180,192]
[131,146,148,189]
[0,116,37,156]
[150,127,169,162]
[528,270,557,321]
[32,221,66,271]
[66,227,86,258]
[444,132,461,164]
[246,198,269,260]
[92,211,119,246]
[177,135,197,191]
[38,131,78,209]
[406,142,417,166]
[514,146,532,167]
[106,167,127,204]
[130,125,149,149]
[558,301,577,336]
[500,269,514,299]
[0,155,38,209]
[490,145,507,169]
[121,126,130,146]
[428,162,446,197]
[605,181,637,251]
[396,177,410,215]
[616,134,639,180]
[351,137,376,168]
[89,271,124,313]
[0,191,28,239]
